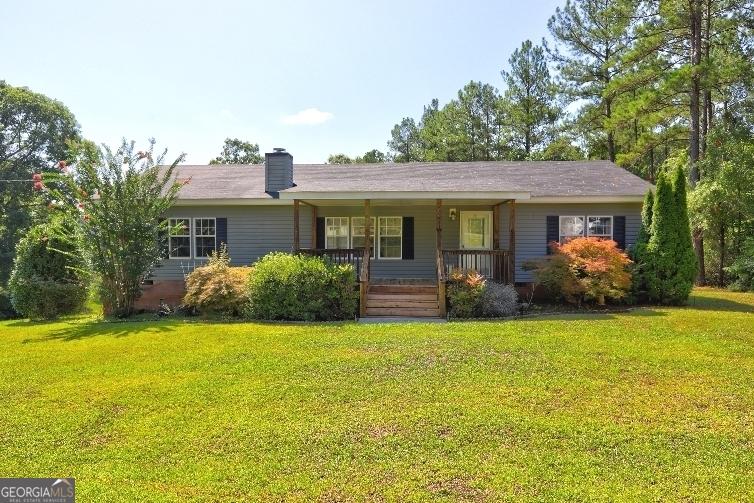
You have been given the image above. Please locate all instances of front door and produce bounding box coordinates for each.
[458,211,493,276]
[460,211,492,250]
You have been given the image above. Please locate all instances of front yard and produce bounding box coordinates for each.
[1,288,753,501]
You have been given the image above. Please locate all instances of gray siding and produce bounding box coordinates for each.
[152,201,641,283]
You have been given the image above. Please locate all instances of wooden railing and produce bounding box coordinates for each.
[299,248,363,279]
[442,249,513,283]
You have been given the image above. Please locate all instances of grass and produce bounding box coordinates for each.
[1,288,753,502]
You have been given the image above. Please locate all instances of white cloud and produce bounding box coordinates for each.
[280,107,334,126]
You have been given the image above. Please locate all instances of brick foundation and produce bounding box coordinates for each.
[134,280,186,311]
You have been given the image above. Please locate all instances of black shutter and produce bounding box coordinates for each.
[216,217,228,252]
[402,217,414,260]
[546,216,559,254]
[316,217,325,249]
[613,216,626,249]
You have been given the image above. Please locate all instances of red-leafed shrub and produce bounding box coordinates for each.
[529,237,632,305]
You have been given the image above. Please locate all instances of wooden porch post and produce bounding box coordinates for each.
[493,203,501,250]
[508,199,516,284]
[293,199,300,251]
[359,199,371,317]
[436,199,446,318]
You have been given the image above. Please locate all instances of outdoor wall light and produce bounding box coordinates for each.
[449,208,457,221]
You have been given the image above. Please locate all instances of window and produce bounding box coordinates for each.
[194,218,216,258]
[325,217,350,249]
[587,216,613,239]
[351,217,375,257]
[378,217,402,259]
[559,216,585,244]
[168,218,191,258]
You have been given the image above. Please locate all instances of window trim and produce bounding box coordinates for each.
[586,215,614,240]
[325,216,350,250]
[351,216,376,258]
[168,217,192,259]
[377,216,403,260]
[558,215,585,244]
[193,217,217,259]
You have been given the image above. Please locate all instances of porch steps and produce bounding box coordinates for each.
[364,284,442,318]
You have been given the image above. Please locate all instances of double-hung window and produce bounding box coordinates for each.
[378,217,402,259]
[586,216,613,239]
[351,217,376,257]
[325,217,350,249]
[558,216,585,244]
[168,218,191,258]
[194,218,217,258]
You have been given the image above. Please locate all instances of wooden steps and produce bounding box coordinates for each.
[364,283,441,318]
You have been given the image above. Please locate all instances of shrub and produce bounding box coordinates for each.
[528,238,632,305]
[0,286,17,319]
[726,239,754,292]
[183,246,251,316]
[8,218,88,319]
[644,167,697,304]
[479,282,519,317]
[246,252,357,321]
[446,269,486,318]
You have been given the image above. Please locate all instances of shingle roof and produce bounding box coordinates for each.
[170,160,652,200]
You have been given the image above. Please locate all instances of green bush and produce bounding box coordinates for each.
[8,218,88,319]
[726,239,754,292]
[0,286,17,319]
[246,252,357,321]
[183,246,252,316]
[446,269,486,318]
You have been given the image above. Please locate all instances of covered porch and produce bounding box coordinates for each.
[286,193,525,317]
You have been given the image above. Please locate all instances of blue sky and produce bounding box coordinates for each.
[3,0,563,163]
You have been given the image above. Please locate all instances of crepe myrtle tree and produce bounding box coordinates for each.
[33,139,187,317]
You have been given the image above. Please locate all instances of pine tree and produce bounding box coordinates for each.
[645,167,696,304]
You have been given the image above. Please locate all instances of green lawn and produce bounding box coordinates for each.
[1,288,753,502]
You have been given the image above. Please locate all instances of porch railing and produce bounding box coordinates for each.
[442,249,512,283]
[299,248,363,279]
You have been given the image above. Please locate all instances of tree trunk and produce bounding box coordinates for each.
[689,0,705,285]
[718,221,726,287]
[606,99,616,162]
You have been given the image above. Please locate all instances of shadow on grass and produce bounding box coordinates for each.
[684,293,753,313]
[22,319,183,343]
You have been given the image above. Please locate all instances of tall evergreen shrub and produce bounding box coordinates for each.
[630,190,654,300]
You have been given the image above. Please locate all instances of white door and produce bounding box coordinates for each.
[459,211,493,276]
[460,211,492,250]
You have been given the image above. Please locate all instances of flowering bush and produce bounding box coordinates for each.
[183,246,252,316]
[528,237,632,305]
[446,269,486,318]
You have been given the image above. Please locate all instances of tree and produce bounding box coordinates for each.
[630,189,655,300]
[500,40,560,156]
[41,139,186,316]
[209,138,262,164]
[0,81,80,286]
[534,136,586,161]
[359,149,387,163]
[387,117,420,162]
[547,0,636,162]
[327,153,353,164]
[644,166,696,304]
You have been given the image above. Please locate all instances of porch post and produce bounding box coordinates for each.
[359,199,371,318]
[508,199,516,284]
[493,203,501,250]
[436,199,446,318]
[293,199,300,251]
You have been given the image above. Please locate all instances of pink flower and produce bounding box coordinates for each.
[58,160,67,169]
[32,173,42,182]
[33,181,44,191]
